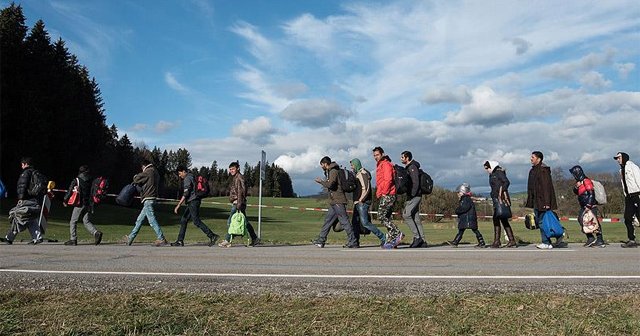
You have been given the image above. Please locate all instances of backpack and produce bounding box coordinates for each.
[524,213,538,230]
[228,211,247,237]
[195,175,210,198]
[0,179,6,198]
[394,164,410,194]
[91,177,109,205]
[541,211,565,239]
[337,168,357,193]
[28,170,48,196]
[592,180,607,205]
[418,169,433,195]
[581,208,600,234]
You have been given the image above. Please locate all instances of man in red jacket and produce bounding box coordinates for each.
[373,147,403,249]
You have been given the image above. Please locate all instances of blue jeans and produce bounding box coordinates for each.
[225,203,257,242]
[129,200,165,240]
[356,202,385,242]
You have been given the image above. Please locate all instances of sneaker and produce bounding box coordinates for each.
[553,236,568,248]
[419,241,429,248]
[218,240,232,248]
[392,232,404,247]
[475,243,486,248]
[94,231,103,245]
[536,243,553,249]
[342,243,359,248]
[446,240,458,247]
[208,234,220,247]
[170,240,184,247]
[249,237,261,247]
[591,239,606,248]
[27,239,43,245]
[311,239,325,248]
[5,239,12,245]
[583,237,596,247]
[409,237,422,248]
[122,235,133,246]
[154,239,169,247]
[381,242,394,249]
[64,240,77,246]
[621,240,638,248]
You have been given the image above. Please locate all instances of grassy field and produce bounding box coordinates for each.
[0,195,630,245]
[1,291,639,335]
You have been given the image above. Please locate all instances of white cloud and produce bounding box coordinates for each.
[423,86,471,105]
[580,71,612,89]
[231,116,279,145]
[280,99,352,128]
[234,63,291,113]
[165,72,190,93]
[230,21,278,64]
[615,62,635,79]
[155,120,179,134]
[444,86,514,126]
[539,50,615,81]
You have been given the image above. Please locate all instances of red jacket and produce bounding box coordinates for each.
[376,156,396,197]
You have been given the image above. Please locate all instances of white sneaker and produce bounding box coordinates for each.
[217,240,231,248]
[536,243,553,249]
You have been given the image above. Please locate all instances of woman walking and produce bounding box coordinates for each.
[484,161,517,248]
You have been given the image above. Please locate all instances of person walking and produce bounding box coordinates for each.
[311,156,358,248]
[123,158,168,246]
[569,165,605,248]
[4,157,45,245]
[614,152,640,248]
[400,151,427,248]
[171,165,219,247]
[350,158,386,246]
[218,161,259,248]
[373,147,403,249]
[525,151,562,249]
[484,160,516,248]
[447,183,485,247]
[62,165,103,245]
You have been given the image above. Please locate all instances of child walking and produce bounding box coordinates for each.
[448,183,486,247]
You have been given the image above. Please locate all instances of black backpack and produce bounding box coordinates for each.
[337,168,357,193]
[418,169,433,195]
[28,170,48,196]
[91,177,110,205]
[195,175,210,198]
[394,164,410,195]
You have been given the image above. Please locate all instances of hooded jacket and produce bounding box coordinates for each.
[456,194,478,230]
[63,171,92,207]
[525,162,558,210]
[16,167,35,200]
[375,156,396,198]
[617,152,640,197]
[319,162,348,205]
[406,160,421,198]
[486,161,510,200]
[133,164,159,202]
[569,165,596,208]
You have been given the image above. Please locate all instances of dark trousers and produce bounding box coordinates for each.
[577,206,603,240]
[317,203,357,245]
[225,203,257,241]
[624,195,640,241]
[177,199,216,241]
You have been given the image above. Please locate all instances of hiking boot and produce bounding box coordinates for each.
[94,231,103,245]
[583,237,596,247]
[621,240,638,248]
[218,240,232,248]
[64,240,77,246]
[122,235,133,246]
[154,239,169,247]
[170,240,184,247]
[536,243,553,249]
[208,234,220,247]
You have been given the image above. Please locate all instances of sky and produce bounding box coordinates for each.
[7,0,640,196]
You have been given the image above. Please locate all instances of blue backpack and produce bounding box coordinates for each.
[541,211,564,239]
[0,179,6,198]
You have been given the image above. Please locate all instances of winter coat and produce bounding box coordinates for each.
[354,168,372,204]
[375,156,396,198]
[406,160,421,198]
[181,173,198,204]
[319,162,348,205]
[229,172,247,206]
[133,164,159,202]
[455,195,478,230]
[619,160,640,198]
[16,167,35,200]
[487,161,510,199]
[63,172,92,207]
[525,163,558,211]
[569,165,596,208]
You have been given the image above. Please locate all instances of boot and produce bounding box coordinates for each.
[505,226,517,248]
[475,231,486,248]
[447,231,463,247]
[490,225,501,248]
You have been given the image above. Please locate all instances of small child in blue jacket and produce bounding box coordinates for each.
[448,183,486,247]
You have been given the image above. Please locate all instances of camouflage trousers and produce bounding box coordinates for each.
[377,195,401,243]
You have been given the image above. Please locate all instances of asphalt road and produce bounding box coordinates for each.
[1,242,639,296]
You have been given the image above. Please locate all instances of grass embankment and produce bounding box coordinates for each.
[0,196,630,245]
[1,291,638,335]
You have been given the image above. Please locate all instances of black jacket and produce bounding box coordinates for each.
[489,167,510,200]
[406,160,421,198]
[569,166,596,208]
[456,195,478,230]
[64,172,92,207]
[16,167,35,200]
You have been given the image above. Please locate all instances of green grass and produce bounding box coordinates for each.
[0,291,638,335]
[0,196,631,245]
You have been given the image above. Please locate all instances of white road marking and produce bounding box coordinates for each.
[0,269,638,279]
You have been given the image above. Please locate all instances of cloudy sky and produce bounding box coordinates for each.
[11,0,640,195]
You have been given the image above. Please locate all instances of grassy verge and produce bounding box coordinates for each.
[0,291,638,335]
[0,196,630,245]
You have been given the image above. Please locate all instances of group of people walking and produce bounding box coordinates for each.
[312,148,640,249]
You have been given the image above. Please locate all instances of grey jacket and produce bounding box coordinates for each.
[181,173,198,203]
[133,164,159,202]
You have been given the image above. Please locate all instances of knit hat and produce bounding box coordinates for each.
[350,158,362,172]
[456,183,471,194]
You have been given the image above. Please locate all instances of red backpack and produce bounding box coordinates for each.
[195,176,210,198]
[91,177,109,205]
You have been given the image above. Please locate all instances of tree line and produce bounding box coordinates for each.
[0,3,294,200]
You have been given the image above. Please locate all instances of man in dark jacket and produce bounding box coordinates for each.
[62,165,102,246]
[400,151,427,248]
[4,157,44,245]
[123,159,167,246]
[171,166,219,247]
[311,156,357,248]
[218,161,259,247]
[525,151,562,249]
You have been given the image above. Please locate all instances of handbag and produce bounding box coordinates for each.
[67,178,81,207]
[581,208,600,234]
[493,187,512,219]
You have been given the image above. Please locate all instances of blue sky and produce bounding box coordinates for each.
[8,0,640,195]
